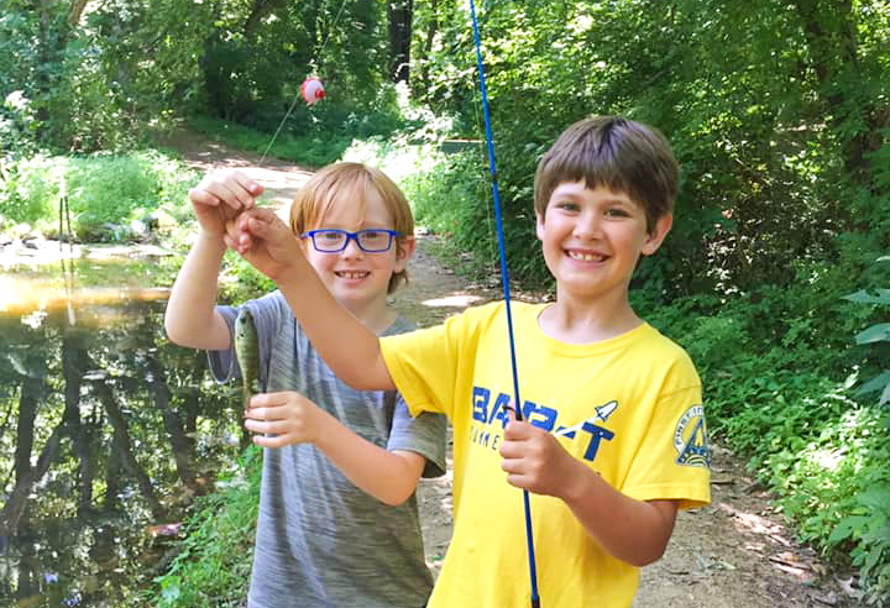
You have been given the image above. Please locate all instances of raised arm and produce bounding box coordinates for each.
[164,170,262,350]
[228,207,396,391]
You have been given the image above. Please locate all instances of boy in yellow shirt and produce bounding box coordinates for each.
[226,116,712,607]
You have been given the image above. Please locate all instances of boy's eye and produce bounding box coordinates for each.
[361,230,387,240]
[318,232,342,242]
[605,208,631,217]
[555,201,579,212]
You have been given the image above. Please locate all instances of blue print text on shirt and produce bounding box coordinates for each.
[471,386,615,462]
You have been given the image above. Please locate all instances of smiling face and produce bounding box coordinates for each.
[536,181,672,306]
[301,182,412,317]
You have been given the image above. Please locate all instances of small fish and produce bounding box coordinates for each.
[234,308,259,410]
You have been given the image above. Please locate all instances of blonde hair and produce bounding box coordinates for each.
[289,162,414,293]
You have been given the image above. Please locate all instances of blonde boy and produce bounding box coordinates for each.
[165,163,446,608]
[229,117,711,607]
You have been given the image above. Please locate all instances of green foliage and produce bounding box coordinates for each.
[411,0,889,298]
[830,483,890,607]
[844,257,890,407]
[404,148,505,280]
[148,445,261,608]
[1,0,400,154]
[1,90,39,157]
[0,150,196,240]
[187,83,411,169]
[218,253,277,304]
[631,264,889,602]
[0,153,63,225]
[789,409,890,606]
[65,154,166,235]
[188,115,350,169]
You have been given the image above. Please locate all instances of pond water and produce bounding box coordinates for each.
[0,245,245,607]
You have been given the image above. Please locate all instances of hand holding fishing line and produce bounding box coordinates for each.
[224,206,304,282]
[188,169,294,277]
[188,169,263,239]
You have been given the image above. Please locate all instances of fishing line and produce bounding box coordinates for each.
[468,1,541,606]
[259,0,349,164]
[469,60,498,282]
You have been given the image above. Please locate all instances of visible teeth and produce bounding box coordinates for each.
[567,251,605,262]
[337,271,369,279]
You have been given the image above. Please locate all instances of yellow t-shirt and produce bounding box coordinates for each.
[380,301,711,608]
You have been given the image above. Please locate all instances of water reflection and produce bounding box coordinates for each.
[0,248,244,607]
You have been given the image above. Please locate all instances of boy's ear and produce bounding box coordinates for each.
[535,211,545,241]
[641,213,673,256]
[394,235,416,272]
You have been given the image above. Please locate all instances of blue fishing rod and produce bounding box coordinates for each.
[468,1,541,606]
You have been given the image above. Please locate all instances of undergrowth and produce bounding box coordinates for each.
[146,445,262,608]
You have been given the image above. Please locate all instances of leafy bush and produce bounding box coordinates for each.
[148,445,261,608]
[789,409,890,606]
[0,150,196,240]
[0,153,64,225]
[830,483,890,607]
[1,90,39,157]
[631,262,889,603]
[404,147,554,286]
[187,84,413,170]
[843,258,890,408]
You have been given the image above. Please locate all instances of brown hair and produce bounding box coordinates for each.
[534,116,679,233]
[289,162,414,293]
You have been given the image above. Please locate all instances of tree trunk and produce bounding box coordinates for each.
[92,378,166,519]
[791,0,883,177]
[14,376,42,485]
[0,418,68,538]
[182,351,207,440]
[36,0,52,125]
[1,341,83,536]
[417,0,439,92]
[243,0,288,39]
[67,0,89,27]
[144,352,198,492]
[62,332,92,515]
[388,0,414,82]
[104,432,122,512]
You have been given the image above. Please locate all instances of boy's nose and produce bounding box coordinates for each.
[573,210,603,239]
[341,236,365,257]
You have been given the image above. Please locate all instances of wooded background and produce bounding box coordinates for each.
[2,0,888,604]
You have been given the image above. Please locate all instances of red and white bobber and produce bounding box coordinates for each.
[300,77,326,106]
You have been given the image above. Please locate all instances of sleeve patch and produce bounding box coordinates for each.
[674,405,711,468]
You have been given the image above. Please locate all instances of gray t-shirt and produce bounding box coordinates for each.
[209,291,446,608]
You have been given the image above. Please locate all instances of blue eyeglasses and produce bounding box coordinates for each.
[300,229,402,253]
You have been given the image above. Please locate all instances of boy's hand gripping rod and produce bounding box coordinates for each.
[468,1,541,606]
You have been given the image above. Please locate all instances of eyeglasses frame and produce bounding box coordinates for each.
[299,228,403,253]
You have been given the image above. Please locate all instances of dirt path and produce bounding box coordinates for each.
[166,129,860,608]
[154,126,314,209]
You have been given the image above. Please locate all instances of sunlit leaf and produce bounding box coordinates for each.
[856,371,890,396]
[854,323,890,345]
[843,289,890,305]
